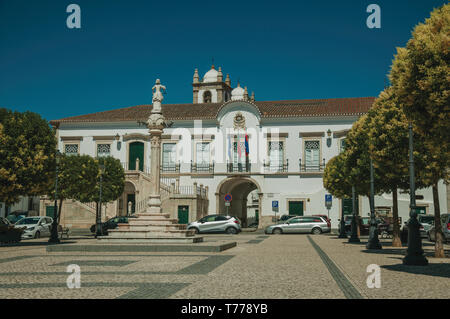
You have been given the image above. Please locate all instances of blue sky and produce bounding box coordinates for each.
[0,0,446,120]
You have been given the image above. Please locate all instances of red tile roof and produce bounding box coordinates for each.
[50,97,375,125]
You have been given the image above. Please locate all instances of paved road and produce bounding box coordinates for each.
[0,233,448,299]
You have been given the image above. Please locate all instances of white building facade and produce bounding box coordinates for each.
[48,66,448,230]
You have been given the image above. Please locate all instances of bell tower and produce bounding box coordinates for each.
[192,65,233,104]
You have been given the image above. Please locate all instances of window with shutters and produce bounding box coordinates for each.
[97,144,111,157]
[268,141,284,171]
[304,140,320,170]
[196,142,210,164]
[64,144,79,156]
[162,143,177,171]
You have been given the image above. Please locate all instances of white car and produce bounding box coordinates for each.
[14,216,54,239]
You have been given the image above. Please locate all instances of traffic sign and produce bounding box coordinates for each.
[224,193,232,202]
[325,194,332,203]
[272,200,279,209]
[225,202,231,207]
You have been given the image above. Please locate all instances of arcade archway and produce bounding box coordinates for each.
[216,177,262,228]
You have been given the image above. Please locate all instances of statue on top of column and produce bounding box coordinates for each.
[152,79,166,114]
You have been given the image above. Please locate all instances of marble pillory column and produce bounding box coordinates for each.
[99,79,202,243]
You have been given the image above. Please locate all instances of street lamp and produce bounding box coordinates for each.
[96,163,105,238]
[49,150,61,243]
[403,122,428,265]
[338,204,348,239]
[348,185,360,243]
[366,158,382,249]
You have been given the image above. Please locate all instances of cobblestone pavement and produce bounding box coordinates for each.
[0,233,448,299]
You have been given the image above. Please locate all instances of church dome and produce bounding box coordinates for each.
[203,66,219,83]
[231,83,245,100]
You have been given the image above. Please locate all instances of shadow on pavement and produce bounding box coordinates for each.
[381,263,450,279]
[361,248,450,258]
[0,240,78,247]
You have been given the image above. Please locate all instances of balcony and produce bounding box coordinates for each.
[299,158,326,172]
[227,161,251,173]
[161,162,180,173]
[191,161,215,174]
[263,159,289,173]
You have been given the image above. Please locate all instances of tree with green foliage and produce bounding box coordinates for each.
[323,153,352,199]
[49,154,99,223]
[48,155,125,235]
[343,113,385,206]
[0,108,56,205]
[88,156,125,224]
[367,88,429,247]
[389,4,449,258]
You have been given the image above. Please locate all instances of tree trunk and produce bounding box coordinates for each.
[95,202,99,232]
[432,183,445,258]
[391,188,401,247]
[57,199,63,224]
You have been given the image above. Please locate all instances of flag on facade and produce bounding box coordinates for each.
[228,134,232,161]
[237,135,241,159]
[245,134,249,156]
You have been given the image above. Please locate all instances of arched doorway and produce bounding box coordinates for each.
[119,181,136,216]
[216,177,262,228]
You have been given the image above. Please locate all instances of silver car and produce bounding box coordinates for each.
[187,214,241,234]
[14,216,53,239]
[418,214,435,238]
[265,216,330,235]
[427,213,450,243]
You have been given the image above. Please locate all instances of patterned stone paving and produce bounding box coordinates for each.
[0,233,448,299]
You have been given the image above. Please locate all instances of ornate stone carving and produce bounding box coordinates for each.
[233,112,246,130]
[152,79,166,114]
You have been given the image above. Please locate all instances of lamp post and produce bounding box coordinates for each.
[348,186,360,243]
[366,158,382,249]
[96,164,105,238]
[338,203,348,238]
[49,150,61,243]
[403,122,428,265]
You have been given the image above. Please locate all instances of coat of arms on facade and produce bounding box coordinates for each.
[233,112,246,130]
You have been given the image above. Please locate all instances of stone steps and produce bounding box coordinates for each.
[128,218,179,224]
[117,223,187,231]
[107,228,195,238]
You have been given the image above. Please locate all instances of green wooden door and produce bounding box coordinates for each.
[416,206,426,215]
[126,194,136,215]
[289,201,304,216]
[129,142,144,171]
[178,206,189,224]
[46,206,56,219]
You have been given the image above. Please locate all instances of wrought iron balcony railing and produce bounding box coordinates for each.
[161,162,180,173]
[191,161,215,173]
[263,159,289,173]
[227,161,251,173]
[299,158,326,172]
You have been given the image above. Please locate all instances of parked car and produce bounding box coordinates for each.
[337,215,353,234]
[90,215,137,234]
[278,215,297,222]
[187,214,241,234]
[418,215,435,238]
[265,216,330,235]
[6,210,29,224]
[312,214,331,223]
[0,217,13,226]
[14,216,53,239]
[427,213,450,243]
